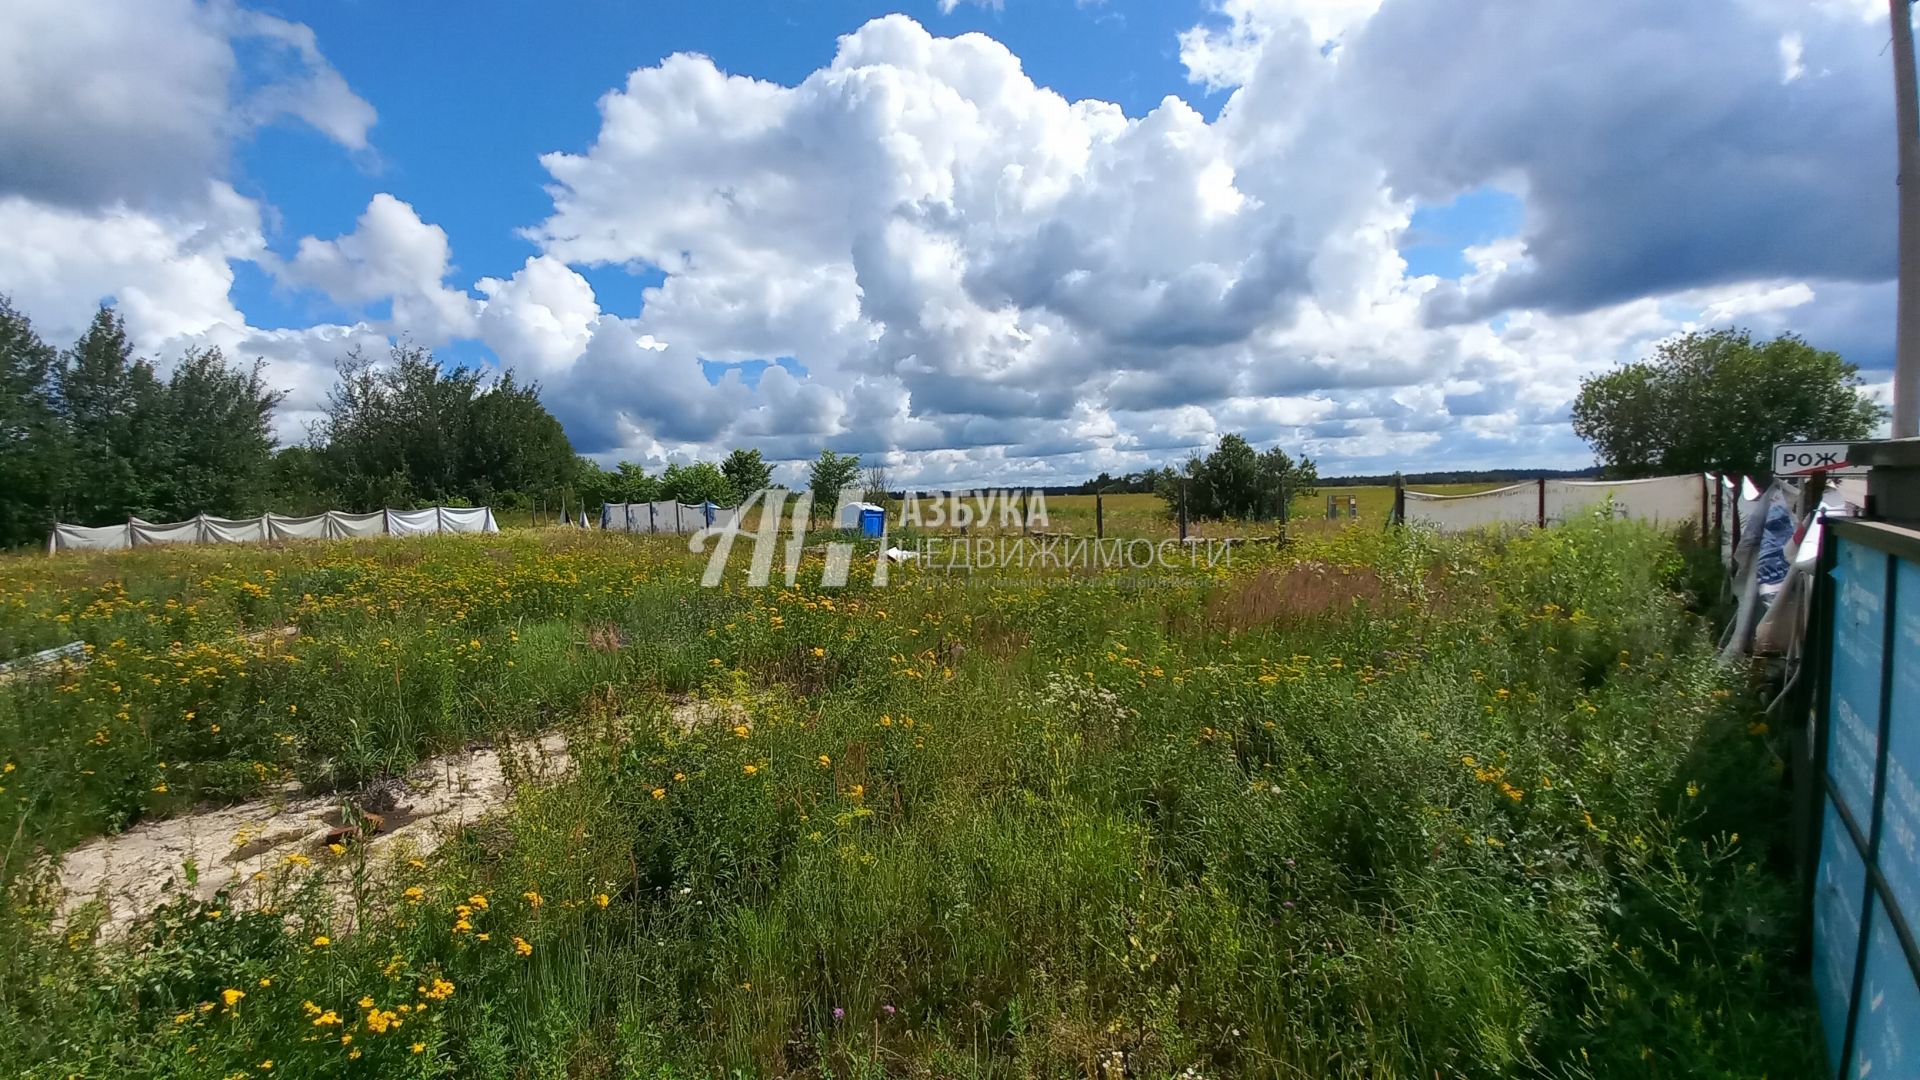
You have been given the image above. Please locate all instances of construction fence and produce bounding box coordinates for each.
[46,507,499,554]
[598,501,719,535]
[1399,473,1713,531]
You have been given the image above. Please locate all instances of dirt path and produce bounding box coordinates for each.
[55,733,572,938]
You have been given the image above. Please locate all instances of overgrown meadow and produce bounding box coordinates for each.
[0,517,1816,1077]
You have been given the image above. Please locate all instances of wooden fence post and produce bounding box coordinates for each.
[1392,473,1405,525]
[1178,481,1188,542]
[1536,477,1547,528]
[1095,491,1104,540]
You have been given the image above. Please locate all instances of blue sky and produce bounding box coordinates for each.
[227,0,1239,332]
[0,0,1900,485]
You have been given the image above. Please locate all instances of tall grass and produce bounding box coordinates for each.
[0,518,1816,1077]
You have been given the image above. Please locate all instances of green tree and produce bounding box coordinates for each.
[806,448,862,519]
[1257,445,1318,520]
[611,461,661,503]
[318,344,575,510]
[661,461,733,505]
[1572,329,1885,478]
[267,445,335,515]
[56,307,166,523]
[719,448,774,502]
[1195,433,1261,518]
[1156,434,1316,521]
[152,347,284,519]
[572,457,615,511]
[461,372,575,509]
[0,297,65,547]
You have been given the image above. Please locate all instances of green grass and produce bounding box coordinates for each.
[0,518,1818,1077]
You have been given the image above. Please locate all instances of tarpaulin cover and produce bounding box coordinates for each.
[47,507,499,553]
[385,509,441,537]
[438,506,497,534]
[45,523,131,553]
[129,518,201,546]
[1402,482,1540,530]
[1404,473,1710,531]
[599,502,709,534]
[266,513,330,541]
[1543,474,1705,526]
[327,512,386,539]
[200,515,267,544]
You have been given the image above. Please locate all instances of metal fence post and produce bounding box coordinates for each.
[1699,473,1710,544]
[1713,473,1725,549]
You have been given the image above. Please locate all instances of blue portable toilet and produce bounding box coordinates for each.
[858,506,886,538]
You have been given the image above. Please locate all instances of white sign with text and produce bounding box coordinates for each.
[1772,441,1869,477]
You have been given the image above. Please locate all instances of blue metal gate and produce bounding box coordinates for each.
[1811,518,1920,1077]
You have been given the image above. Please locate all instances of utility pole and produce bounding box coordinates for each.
[1892,0,1920,436]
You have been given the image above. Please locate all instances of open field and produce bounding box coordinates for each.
[412,484,1498,541]
[0,518,1815,1077]
[1024,485,1499,538]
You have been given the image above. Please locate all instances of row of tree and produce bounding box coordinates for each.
[0,296,894,546]
[576,448,871,519]
[0,299,585,547]
[1152,434,1320,522]
[7,290,1879,548]
[1,301,290,548]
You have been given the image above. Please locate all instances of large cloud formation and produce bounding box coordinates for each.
[0,0,1899,482]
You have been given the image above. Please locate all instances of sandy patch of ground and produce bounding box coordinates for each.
[55,733,572,939]
[53,696,748,939]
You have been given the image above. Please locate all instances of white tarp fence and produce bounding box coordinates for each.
[1401,482,1541,531]
[47,507,498,553]
[1404,473,1712,531]
[598,501,716,535]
